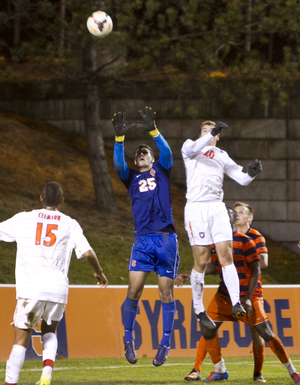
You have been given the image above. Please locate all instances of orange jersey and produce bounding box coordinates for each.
[211,231,262,299]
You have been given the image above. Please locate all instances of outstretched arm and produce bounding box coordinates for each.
[182,122,228,158]
[113,141,130,180]
[112,111,134,180]
[137,106,172,170]
[227,159,262,186]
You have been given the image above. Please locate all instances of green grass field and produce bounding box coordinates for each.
[1,355,300,384]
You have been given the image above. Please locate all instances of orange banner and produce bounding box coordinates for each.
[1,285,300,361]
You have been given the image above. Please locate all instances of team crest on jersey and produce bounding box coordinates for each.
[150,168,156,176]
[199,232,205,238]
[132,260,136,267]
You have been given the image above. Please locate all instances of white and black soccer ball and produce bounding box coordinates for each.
[86,11,113,38]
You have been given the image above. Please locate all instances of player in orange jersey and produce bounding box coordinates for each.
[177,209,300,384]
[233,201,268,382]
[2,182,108,385]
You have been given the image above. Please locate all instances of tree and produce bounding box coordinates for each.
[1,0,300,210]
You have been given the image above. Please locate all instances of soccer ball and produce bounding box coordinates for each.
[86,11,113,38]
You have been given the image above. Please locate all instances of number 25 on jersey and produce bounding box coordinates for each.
[35,223,58,247]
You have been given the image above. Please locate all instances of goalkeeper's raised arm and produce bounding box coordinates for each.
[137,106,173,170]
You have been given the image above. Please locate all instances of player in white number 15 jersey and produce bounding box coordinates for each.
[3,182,108,385]
[181,120,262,329]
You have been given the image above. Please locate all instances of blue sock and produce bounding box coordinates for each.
[160,301,176,347]
[123,297,139,343]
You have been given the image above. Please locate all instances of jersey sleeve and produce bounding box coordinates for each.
[72,220,92,259]
[113,141,130,180]
[181,132,214,158]
[153,133,173,170]
[0,213,20,242]
[225,157,254,186]
[248,229,268,254]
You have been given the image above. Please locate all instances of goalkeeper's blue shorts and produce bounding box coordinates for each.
[129,232,179,279]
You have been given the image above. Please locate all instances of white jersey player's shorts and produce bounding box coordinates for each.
[13,298,66,329]
[184,201,232,246]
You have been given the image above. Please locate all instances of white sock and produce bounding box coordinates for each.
[214,358,226,373]
[191,269,205,314]
[5,344,26,384]
[222,264,240,305]
[284,359,297,376]
[41,332,57,379]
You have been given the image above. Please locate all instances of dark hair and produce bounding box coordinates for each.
[42,182,63,206]
[135,144,154,158]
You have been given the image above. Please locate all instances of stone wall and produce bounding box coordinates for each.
[1,82,300,254]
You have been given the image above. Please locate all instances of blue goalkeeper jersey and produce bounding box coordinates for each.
[113,134,175,236]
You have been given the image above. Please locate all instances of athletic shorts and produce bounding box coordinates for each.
[207,293,268,326]
[13,298,66,329]
[129,232,179,279]
[184,201,232,246]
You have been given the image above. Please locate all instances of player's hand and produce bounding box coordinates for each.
[94,271,108,288]
[175,272,190,287]
[247,159,263,177]
[211,122,228,136]
[111,111,135,136]
[137,106,157,131]
[241,298,253,316]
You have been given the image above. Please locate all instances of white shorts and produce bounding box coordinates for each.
[184,201,232,246]
[13,298,66,329]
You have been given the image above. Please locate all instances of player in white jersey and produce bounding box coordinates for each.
[181,120,262,329]
[3,182,108,385]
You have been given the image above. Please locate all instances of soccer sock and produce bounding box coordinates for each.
[221,263,240,305]
[160,301,176,347]
[205,335,222,366]
[194,336,207,372]
[253,343,264,374]
[191,269,205,314]
[214,358,227,373]
[41,332,57,378]
[284,359,297,376]
[5,344,26,384]
[268,335,290,365]
[123,297,139,343]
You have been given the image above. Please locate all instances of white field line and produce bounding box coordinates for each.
[1,360,300,372]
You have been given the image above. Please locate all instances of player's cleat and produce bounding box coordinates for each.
[194,310,216,329]
[124,340,137,364]
[253,372,266,382]
[153,344,170,366]
[36,374,51,385]
[291,372,300,384]
[202,370,229,381]
[184,368,201,381]
[232,302,246,318]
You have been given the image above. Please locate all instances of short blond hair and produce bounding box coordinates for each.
[233,201,254,218]
[200,120,216,134]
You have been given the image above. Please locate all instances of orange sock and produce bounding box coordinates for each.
[194,336,207,372]
[268,335,289,364]
[253,343,265,374]
[205,335,222,365]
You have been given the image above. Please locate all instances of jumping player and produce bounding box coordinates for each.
[112,106,179,367]
[181,120,262,328]
[3,182,108,385]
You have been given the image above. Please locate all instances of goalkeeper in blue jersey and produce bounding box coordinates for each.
[112,106,179,367]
